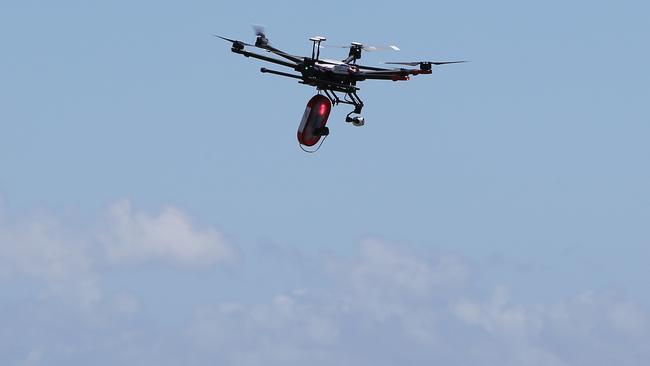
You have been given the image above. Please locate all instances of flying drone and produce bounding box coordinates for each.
[216,27,465,151]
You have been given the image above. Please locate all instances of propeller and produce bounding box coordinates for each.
[213,34,254,47]
[322,43,400,52]
[384,60,467,66]
[252,24,266,38]
[384,60,467,71]
[252,24,270,47]
[213,24,272,50]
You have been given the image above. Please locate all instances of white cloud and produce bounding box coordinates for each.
[325,239,470,323]
[0,200,234,312]
[0,216,89,280]
[184,240,650,366]
[101,200,234,267]
[0,200,236,365]
[0,213,102,308]
[1,203,648,366]
[342,239,470,295]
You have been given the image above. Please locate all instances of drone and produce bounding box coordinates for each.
[217,27,465,151]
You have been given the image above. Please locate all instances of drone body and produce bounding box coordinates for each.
[217,28,464,150]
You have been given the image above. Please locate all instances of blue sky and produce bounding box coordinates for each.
[1,0,649,365]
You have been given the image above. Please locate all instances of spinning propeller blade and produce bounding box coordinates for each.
[363,45,400,52]
[252,24,266,38]
[323,43,400,52]
[251,24,271,47]
[384,60,467,66]
[216,26,301,62]
[213,35,254,47]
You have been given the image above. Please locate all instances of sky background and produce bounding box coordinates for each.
[1,0,649,365]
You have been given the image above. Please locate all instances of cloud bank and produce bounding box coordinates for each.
[187,240,649,366]
[0,200,233,309]
[0,204,648,366]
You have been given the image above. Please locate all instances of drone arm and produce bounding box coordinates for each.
[357,69,432,81]
[231,47,298,69]
[262,45,304,64]
[260,67,360,93]
[260,67,305,81]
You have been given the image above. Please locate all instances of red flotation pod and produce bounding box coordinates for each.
[297,94,332,146]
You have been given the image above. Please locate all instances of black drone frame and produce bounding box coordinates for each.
[218,31,464,120]
[229,39,367,115]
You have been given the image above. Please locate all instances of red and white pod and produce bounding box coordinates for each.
[297,94,332,146]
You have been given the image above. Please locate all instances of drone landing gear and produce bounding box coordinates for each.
[321,89,365,126]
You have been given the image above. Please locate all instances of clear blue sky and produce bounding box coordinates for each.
[1,0,649,365]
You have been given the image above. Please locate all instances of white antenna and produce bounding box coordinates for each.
[310,36,327,59]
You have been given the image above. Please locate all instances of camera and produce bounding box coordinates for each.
[346,115,365,127]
